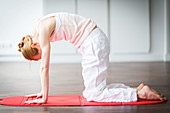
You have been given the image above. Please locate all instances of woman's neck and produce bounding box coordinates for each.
[32,33,39,43]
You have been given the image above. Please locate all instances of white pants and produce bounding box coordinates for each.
[78,28,137,102]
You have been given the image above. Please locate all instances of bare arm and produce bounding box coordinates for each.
[25,17,55,104]
[39,27,50,103]
[25,25,51,104]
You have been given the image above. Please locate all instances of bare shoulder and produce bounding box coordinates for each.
[37,17,56,34]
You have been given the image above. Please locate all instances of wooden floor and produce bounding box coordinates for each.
[0,62,169,113]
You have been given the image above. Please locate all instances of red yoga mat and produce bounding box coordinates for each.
[0,95,167,106]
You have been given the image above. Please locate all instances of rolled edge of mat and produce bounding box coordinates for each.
[0,98,3,104]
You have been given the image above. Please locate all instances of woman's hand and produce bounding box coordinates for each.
[25,98,46,104]
[25,92,47,104]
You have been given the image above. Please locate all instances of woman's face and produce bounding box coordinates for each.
[24,35,42,60]
[32,44,42,60]
[31,34,42,60]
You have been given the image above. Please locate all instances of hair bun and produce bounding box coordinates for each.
[18,38,25,52]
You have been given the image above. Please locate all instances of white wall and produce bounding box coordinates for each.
[165,0,170,61]
[168,0,170,54]
[0,0,169,63]
[0,0,43,62]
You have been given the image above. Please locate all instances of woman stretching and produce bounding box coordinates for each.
[18,13,167,104]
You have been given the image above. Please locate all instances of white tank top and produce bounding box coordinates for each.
[37,13,96,48]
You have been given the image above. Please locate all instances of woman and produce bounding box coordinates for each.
[18,13,167,104]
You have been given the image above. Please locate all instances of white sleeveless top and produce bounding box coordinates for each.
[37,13,96,48]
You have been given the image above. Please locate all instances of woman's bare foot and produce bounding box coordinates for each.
[137,83,145,90]
[137,85,168,101]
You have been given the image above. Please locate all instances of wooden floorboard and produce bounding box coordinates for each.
[0,62,169,113]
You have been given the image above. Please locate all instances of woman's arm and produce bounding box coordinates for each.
[25,25,51,104]
[39,29,50,103]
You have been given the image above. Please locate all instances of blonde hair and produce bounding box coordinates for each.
[18,35,38,61]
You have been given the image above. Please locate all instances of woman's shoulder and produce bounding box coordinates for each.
[36,17,56,34]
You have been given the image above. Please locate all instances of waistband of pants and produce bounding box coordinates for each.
[86,27,101,40]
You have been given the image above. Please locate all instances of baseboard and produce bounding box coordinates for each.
[0,54,167,63]
[164,54,170,61]
[0,55,82,63]
[109,54,164,62]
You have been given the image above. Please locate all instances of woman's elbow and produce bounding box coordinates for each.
[40,66,49,72]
